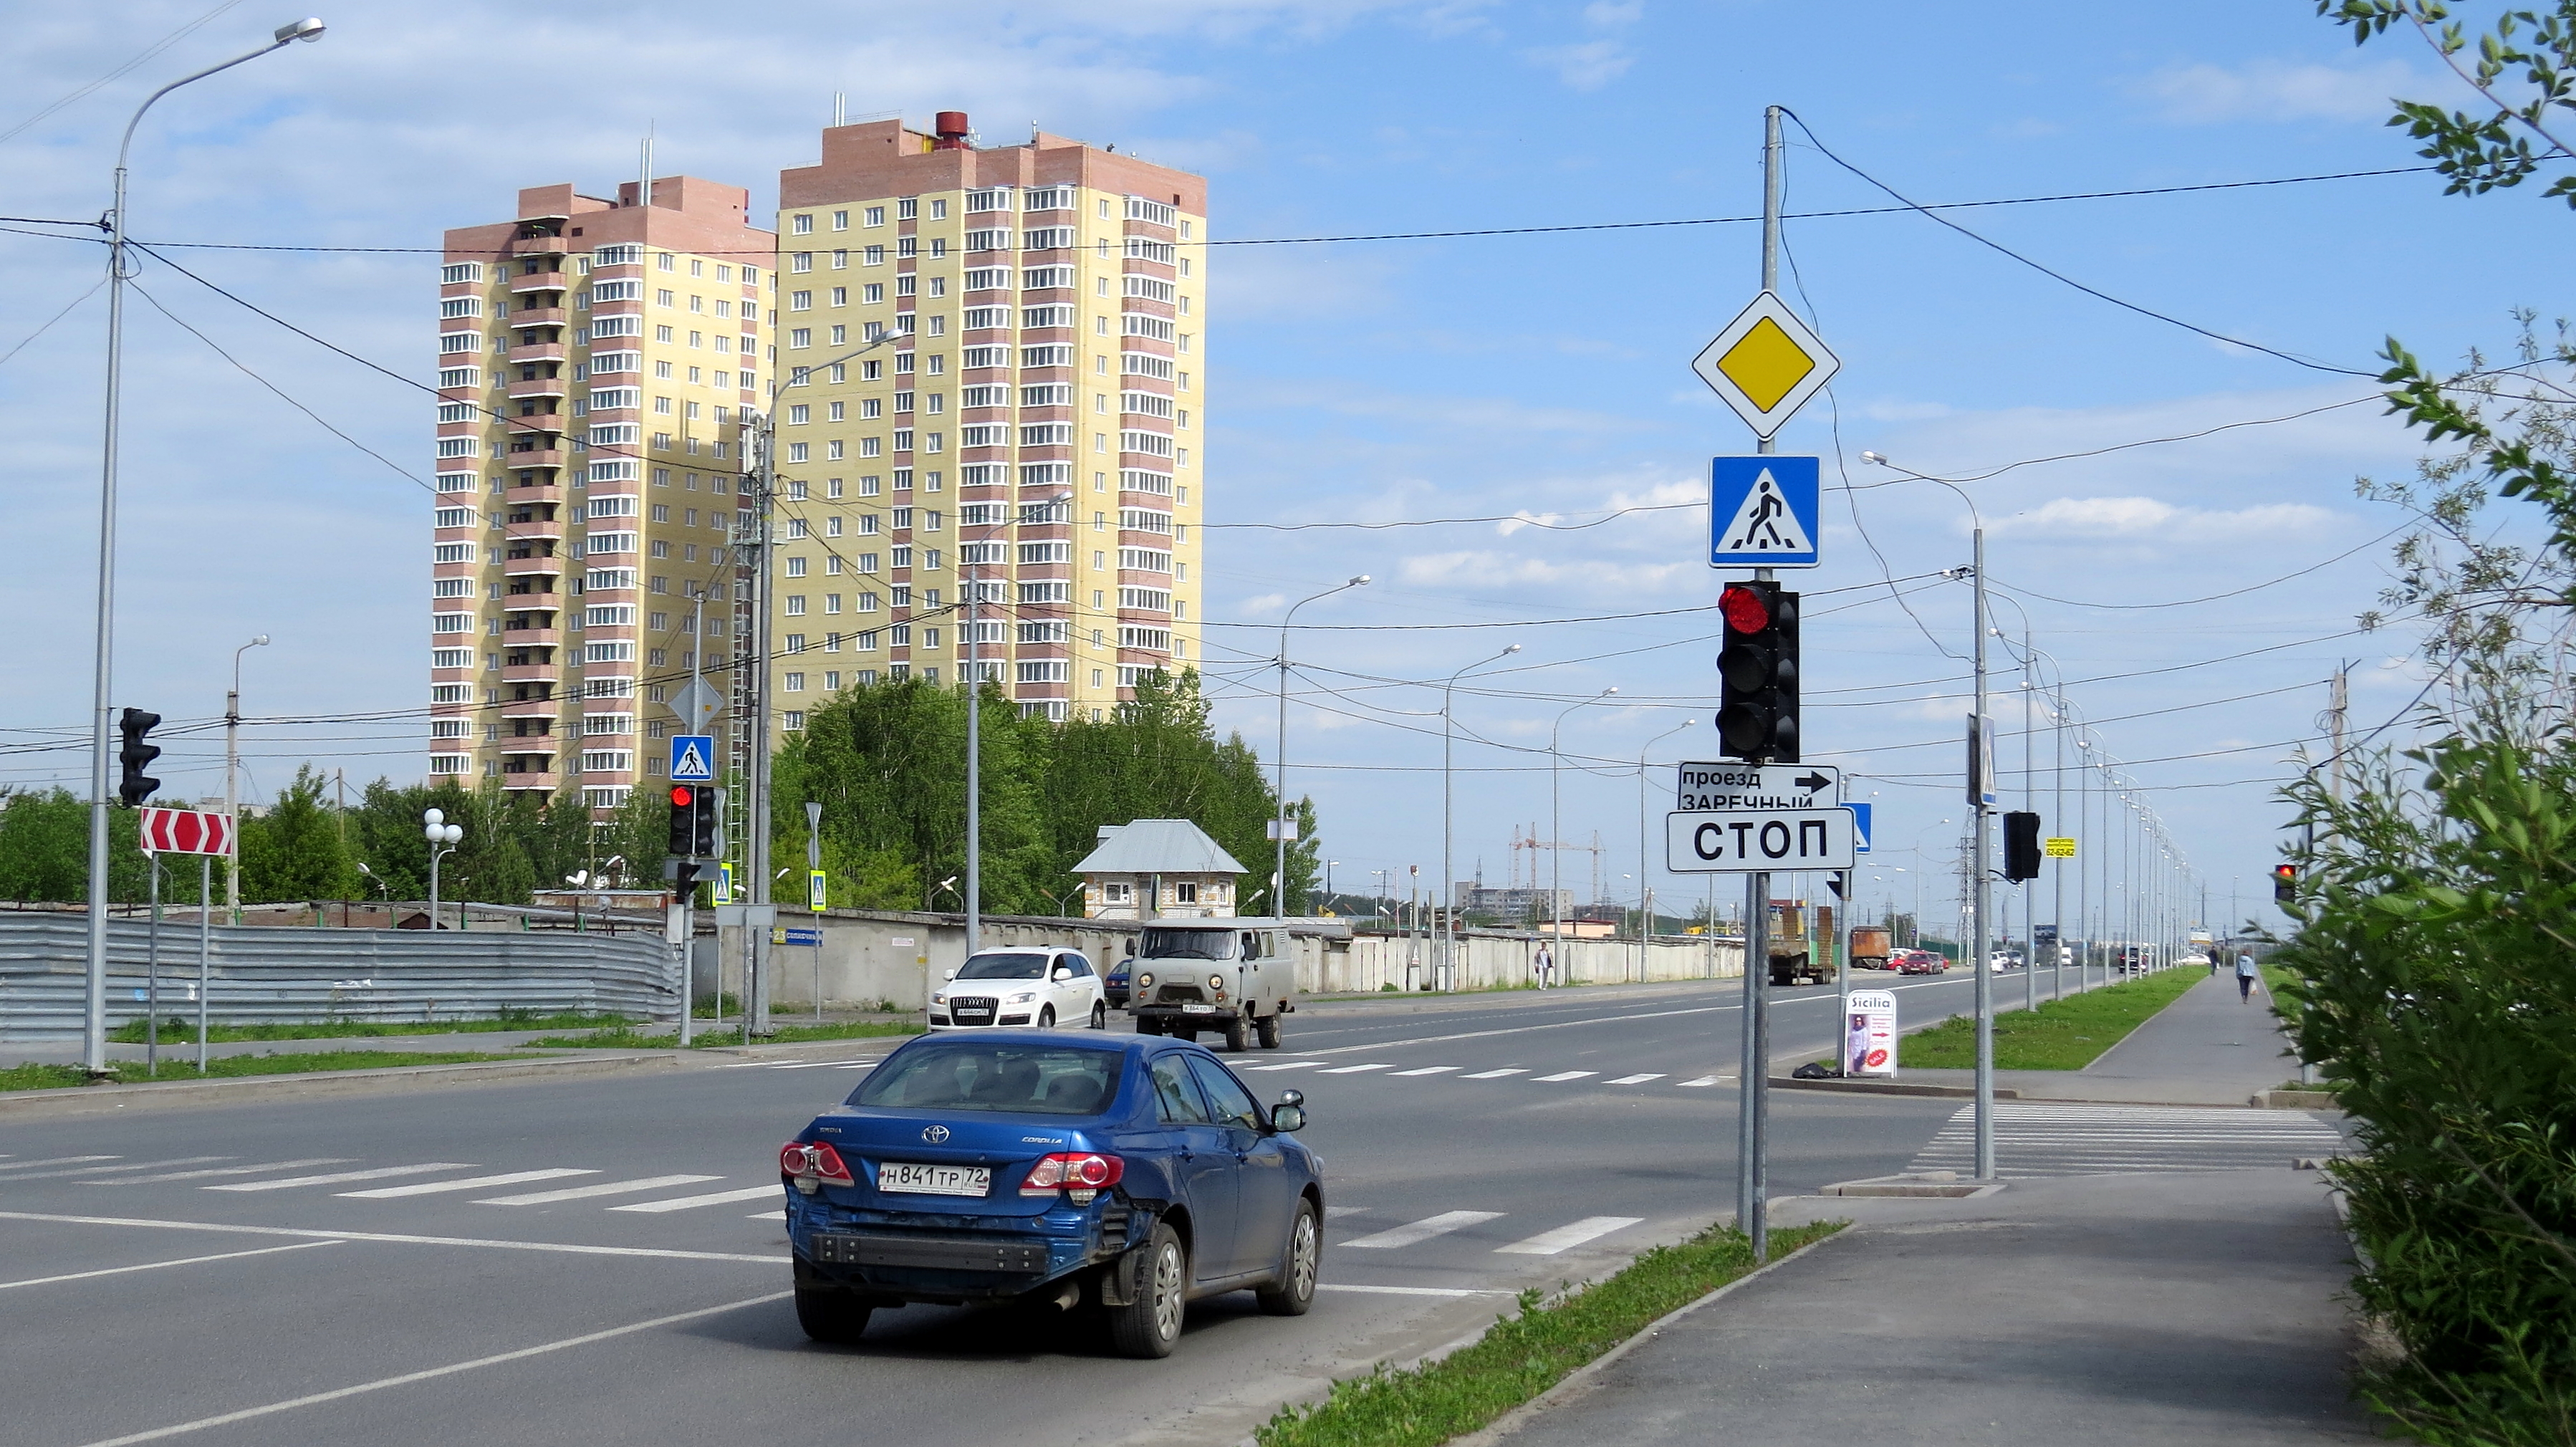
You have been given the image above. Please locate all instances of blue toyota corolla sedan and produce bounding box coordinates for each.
[779,1030,1323,1358]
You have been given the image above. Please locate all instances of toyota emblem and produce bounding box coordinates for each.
[921,1125,951,1144]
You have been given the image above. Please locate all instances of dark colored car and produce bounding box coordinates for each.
[1892,948,1950,975]
[780,1031,1323,1359]
[1105,956,1133,1009]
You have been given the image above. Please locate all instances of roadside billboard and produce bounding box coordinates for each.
[1846,989,1898,1077]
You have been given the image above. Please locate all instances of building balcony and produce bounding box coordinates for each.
[509,236,567,259]
[509,271,568,294]
[502,663,558,685]
[511,519,568,544]
[503,483,564,506]
[501,447,564,469]
[501,628,560,648]
[499,698,558,721]
[510,307,567,328]
[497,772,559,792]
[501,553,559,576]
[507,375,569,400]
[509,342,567,365]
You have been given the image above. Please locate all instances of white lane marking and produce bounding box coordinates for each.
[1390,1066,1459,1077]
[474,1174,723,1206]
[88,1159,352,1186]
[1241,1060,1327,1072]
[768,1059,876,1069]
[0,1155,120,1173]
[608,1183,782,1214]
[1678,1076,1725,1087]
[1294,973,1984,1057]
[1319,1063,1393,1075]
[64,1289,794,1447]
[1325,1206,1372,1218]
[832,1062,878,1070]
[0,1209,783,1264]
[1495,1216,1645,1256]
[1317,1282,1510,1297]
[1340,1210,1505,1250]
[0,1240,343,1292]
[339,1168,595,1199]
[1461,1068,1528,1080]
[0,1157,229,1183]
[1607,1073,1666,1086]
[209,1164,477,1193]
[1534,1071,1597,1083]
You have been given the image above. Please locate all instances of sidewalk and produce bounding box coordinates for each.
[1485,1170,2378,1446]
[1889,971,2302,1105]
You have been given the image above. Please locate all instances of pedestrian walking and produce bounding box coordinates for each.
[1533,940,1555,990]
[2234,951,2259,1002]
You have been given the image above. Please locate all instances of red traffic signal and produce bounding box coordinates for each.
[2272,863,2297,905]
[1719,584,1771,634]
[670,785,695,808]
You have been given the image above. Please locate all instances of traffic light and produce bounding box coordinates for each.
[667,784,697,855]
[2272,863,2297,905]
[2002,812,2042,882]
[116,708,162,807]
[1715,582,1799,761]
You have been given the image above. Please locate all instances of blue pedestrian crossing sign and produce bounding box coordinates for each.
[1708,456,1821,569]
[668,734,716,782]
[1847,802,1872,853]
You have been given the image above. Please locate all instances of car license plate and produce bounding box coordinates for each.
[876,1162,991,1197]
[1181,1001,1216,1014]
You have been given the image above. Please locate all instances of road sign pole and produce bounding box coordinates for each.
[197,853,211,1074]
[145,853,160,1077]
[1972,525,1995,1181]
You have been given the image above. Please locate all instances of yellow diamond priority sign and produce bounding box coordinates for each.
[1693,291,1840,439]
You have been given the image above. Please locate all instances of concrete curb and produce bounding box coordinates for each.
[1768,1075,2019,1100]
[2254,1089,2338,1110]
[1443,1227,1847,1447]
[0,1051,686,1121]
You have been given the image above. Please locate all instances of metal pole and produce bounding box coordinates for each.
[428,845,441,931]
[1834,870,1850,1069]
[1972,526,1995,1181]
[1272,579,1365,922]
[748,417,777,1034]
[145,855,161,1076]
[964,543,981,955]
[2022,630,2035,1016]
[807,799,823,1021]
[196,854,211,1074]
[226,683,240,921]
[2052,692,2066,1001]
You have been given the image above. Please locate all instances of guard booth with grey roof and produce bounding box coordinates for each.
[1073,819,1247,920]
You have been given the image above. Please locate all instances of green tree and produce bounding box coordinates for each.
[239,766,357,903]
[0,789,158,905]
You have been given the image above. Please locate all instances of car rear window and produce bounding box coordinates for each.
[853,1042,1123,1115]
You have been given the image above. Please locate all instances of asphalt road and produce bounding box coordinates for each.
[0,971,2001,1447]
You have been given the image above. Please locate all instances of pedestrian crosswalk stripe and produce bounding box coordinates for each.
[1390,1066,1459,1077]
[475,1174,724,1206]
[340,1168,597,1199]
[87,1159,352,1186]
[1496,1216,1643,1256]
[1,1156,229,1183]
[1907,1103,2346,1179]
[610,1184,782,1213]
[1534,1071,1597,1083]
[210,1163,478,1193]
[1319,1063,1393,1075]
[0,1155,120,1173]
[1679,1076,1724,1087]
[1342,1210,1505,1250]
[1607,1073,1666,1085]
[1462,1068,1528,1080]
[1242,1060,1327,1072]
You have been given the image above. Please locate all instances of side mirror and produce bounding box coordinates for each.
[1052,966,1074,981]
[943,968,958,981]
[1270,1089,1305,1133]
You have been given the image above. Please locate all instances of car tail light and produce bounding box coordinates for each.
[1021,1152,1123,1198]
[780,1140,855,1190]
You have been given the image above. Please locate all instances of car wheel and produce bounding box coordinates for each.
[1038,1005,1056,1029]
[1256,1200,1320,1317]
[1105,1224,1188,1358]
[1224,1015,1251,1052]
[1256,1012,1282,1049]
[1090,1001,1108,1030]
[794,1284,873,1344]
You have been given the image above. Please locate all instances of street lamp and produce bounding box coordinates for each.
[1273,576,1370,918]
[1635,716,1694,984]
[1549,686,1618,966]
[1441,642,1519,990]
[959,491,1071,956]
[422,809,462,931]
[224,633,270,922]
[80,15,327,1079]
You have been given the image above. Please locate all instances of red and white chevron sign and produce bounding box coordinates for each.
[138,807,234,856]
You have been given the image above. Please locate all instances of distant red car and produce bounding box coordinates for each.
[1892,949,1949,975]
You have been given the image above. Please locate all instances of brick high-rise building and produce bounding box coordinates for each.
[429,177,773,809]
[766,113,1206,727]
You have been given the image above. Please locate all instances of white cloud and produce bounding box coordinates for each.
[1986,496,2338,541]
[1526,40,1633,90]
[1582,1,1644,25]
[2135,57,2423,125]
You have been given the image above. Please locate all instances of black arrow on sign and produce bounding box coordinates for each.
[1792,771,1832,794]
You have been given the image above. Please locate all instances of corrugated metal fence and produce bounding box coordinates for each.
[0,916,676,1042]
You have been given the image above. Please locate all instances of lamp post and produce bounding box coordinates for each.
[224,633,270,922]
[1634,717,1693,984]
[422,809,462,931]
[1548,687,1618,968]
[959,490,1070,955]
[1273,576,1369,918]
[80,16,326,1079]
[1441,643,1519,990]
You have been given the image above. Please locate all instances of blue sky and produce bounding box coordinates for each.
[0,0,2557,938]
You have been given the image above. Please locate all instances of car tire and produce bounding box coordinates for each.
[794,1284,873,1344]
[1255,1200,1320,1317]
[1090,1001,1108,1029]
[1224,1015,1251,1052]
[1105,1224,1188,1358]
[1038,1006,1056,1029]
[1256,1012,1282,1049]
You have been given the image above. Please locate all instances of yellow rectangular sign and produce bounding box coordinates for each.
[2044,837,2077,858]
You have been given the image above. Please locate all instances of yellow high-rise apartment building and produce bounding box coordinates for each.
[430,178,774,807]
[766,112,1206,726]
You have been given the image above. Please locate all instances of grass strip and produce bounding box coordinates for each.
[1255,1219,1842,1447]
[110,1012,633,1044]
[0,1050,524,1092]
[1898,966,2203,1070]
[519,1019,925,1050]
